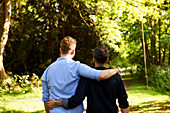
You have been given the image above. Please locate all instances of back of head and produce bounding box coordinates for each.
[93,46,109,64]
[60,36,77,54]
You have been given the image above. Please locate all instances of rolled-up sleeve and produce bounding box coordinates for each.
[78,63,101,81]
[41,69,50,103]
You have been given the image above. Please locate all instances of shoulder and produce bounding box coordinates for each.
[65,59,80,67]
[47,60,58,67]
[107,73,122,83]
[103,68,122,79]
[74,60,80,64]
[113,73,122,79]
[69,59,80,65]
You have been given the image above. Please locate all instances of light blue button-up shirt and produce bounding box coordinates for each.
[41,57,101,113]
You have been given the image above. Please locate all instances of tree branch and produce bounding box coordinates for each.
[73,0,90,27]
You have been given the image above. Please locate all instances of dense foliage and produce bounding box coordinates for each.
[147,65,170,93]
[5,0,100,76]
[2,0,169,91]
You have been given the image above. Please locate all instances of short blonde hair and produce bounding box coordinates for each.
[60,36,77,54]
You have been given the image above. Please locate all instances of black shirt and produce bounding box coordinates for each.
[64,66,129,113]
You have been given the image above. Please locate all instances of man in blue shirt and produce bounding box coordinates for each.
[41,36,120,113]
[47,46,129,113]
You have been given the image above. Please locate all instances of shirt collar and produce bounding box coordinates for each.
[95,66,107,70]
[57,57,68,61]
[57,57,73,61]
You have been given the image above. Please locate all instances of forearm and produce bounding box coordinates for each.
[42,81,50,112]
[121,108,129,113]
[56,98,80,109]
[44,102,50,113]
[68,78,87,108]
[99,68,119,80]
[41,80,50,102]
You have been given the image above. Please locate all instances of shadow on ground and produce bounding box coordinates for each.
[129,100,170,112]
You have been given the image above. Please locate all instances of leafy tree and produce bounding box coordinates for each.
[3,0,169,83]
[4,0,100,76]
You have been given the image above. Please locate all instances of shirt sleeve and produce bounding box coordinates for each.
[118,76,129,108]
[41,69,50,103]
[61,77,88,109]
[78,63,101,81]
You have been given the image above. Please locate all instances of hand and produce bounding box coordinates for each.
[116,68,122,77]
[47,99,56,109]
[56,100,62,106]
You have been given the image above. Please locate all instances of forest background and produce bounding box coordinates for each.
[0,0,169,94]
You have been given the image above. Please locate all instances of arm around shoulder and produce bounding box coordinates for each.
[99,68,120,80]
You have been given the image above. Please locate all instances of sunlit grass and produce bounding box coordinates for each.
[0,75,169,112]
[0,100,45,113]
[127,81,170,112]
[0,87,44,113]
[0,87,42,101]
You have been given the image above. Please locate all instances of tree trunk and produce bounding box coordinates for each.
[48,0,55,62]
[145,35,150,67]
[149,17,153,64]
[150,17,157,65]
[146,17,151,66]
[162,46,166,64]
[58,0,65,38]
[0,0,11,82]
[158,17,161,65]
[169,22,170,65]
[169,44,170,65]
[141,22,148,89]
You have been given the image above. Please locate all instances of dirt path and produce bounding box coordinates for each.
[120,72,133,91]
[122,78,133,91]
[2,98,41,103]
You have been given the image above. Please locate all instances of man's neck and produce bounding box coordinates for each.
[61,54,73,59]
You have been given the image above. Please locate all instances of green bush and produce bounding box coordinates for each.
[147,65,170,93]
[1,73,41,94]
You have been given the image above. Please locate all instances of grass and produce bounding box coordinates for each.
[126,78,170,112]
[0,101,45,113]
[0,75,169,113]
[0,87,45,113]
[0,87,42,101]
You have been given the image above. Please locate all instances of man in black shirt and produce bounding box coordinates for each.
[47,46,129,113]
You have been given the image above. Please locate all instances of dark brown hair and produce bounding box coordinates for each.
[93,46,109,64]
[60,36,77,54]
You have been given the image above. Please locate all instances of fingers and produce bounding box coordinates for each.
[57,100,62,106]
[47,104,53,109]
[47,99,56,110]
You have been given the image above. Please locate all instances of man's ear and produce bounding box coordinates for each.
[60,48,62,53]
[93,57,95,63]
[103,58,109,66]
[106,58,109,63]
[71,49,75,55]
